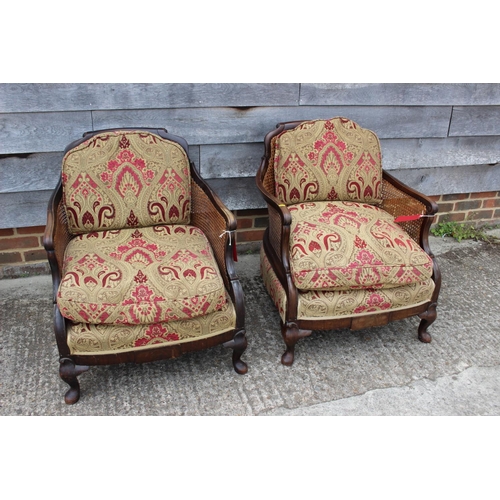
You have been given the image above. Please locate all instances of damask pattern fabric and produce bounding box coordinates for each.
[62,130,191,234]
[57,225,227,325]
[260,248,434,323]
[288,201,434,291]
[67,299,236,355]
[273,117,382,205]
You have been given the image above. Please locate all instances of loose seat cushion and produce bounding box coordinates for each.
[57,225,227,325]
[62,130,191,234]
[273,117,382,205]
[67,298,236,355]
[288,201,434,291]
[261,247,435,323]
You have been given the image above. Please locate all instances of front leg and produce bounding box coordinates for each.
[223,330,248,374]
[281,322,312,366]
[418,302,437,343]
[59,358,89,404]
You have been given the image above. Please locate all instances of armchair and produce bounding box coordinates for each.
[44,128,247,404]
[256,117,441,365]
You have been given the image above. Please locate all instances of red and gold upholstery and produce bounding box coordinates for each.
[57,225,227,326]
[54,129,239,357]
[257,117,440,366]
[62,130,191,234]
[273,117,382,205]
[288,201,433,291]
[45,127,247,403]
[67,298,236,355]
[261,247,434,323]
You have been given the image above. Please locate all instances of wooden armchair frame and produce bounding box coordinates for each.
[256,120,441,365]
[44,128,247,403]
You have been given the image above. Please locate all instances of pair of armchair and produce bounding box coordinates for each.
[44,119,440,404]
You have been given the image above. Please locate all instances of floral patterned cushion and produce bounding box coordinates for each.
[261,247,435,323]
[57,225,227,325]
[67,298,236,355]
[274,117,382,205]
[288,201,434,291]
[62,130,191,234]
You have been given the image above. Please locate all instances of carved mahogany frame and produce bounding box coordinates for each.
[256,120,441,365]
[44,128,247,404]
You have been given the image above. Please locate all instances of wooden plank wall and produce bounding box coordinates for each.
[1,83,499,228]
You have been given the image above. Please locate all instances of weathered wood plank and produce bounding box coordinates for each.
[300,83,500,106]
[206,178,264,211]
[198,137,500,178]
[392,164,500,196]
[380,136,500,170]
[0,111,93,155]
[200,143,264,178]
[8,133,497,195]
[449,106,500,136]
[0,152,63,193]
[0,83,300,113]
[0,190,53,228]
[93,106,452,145]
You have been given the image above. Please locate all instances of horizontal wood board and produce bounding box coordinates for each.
[1,83,499,229]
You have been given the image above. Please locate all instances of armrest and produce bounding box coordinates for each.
[190,165,242,306]
[43,179,72,303]
[381,170,438,252]
[255,155,296,292]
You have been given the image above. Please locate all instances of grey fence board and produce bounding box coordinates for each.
[380,136,500,170]
[300,83,500,106]
[0,111,93,155]
[0,83,300,113]
[0,190,53,228]
[392,164,500,197]
[0,152,63,193]
[93,105,451,145]
[200,143,264,178]
[206,178,263,211]
[449,106,500,136]
[199,137,500,178]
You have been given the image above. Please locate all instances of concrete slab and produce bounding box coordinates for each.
[0,236,499,415]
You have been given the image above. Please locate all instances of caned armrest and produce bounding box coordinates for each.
[190,166,239,294]
[43,180,72,303]
[381,171,438,248]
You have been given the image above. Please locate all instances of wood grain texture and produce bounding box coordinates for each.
[380,136,500,170]
[0,190,53,228]
[205,178,265,210]
[391,164,500,196]
[0,111,92,154]
[300,83,500,105]
[0,83,299,113]
[92,105,451,145]
[200,143,264,178]
[449,106,500,136]
[0,152,63,193]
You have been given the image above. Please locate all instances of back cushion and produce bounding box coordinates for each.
[273,117,382,205]
[62,130,191,234]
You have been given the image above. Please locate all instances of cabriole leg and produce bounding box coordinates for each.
[59,358,89,404]
[223,330,248,374]
[418,303,437,343]
[281,322,312,366]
